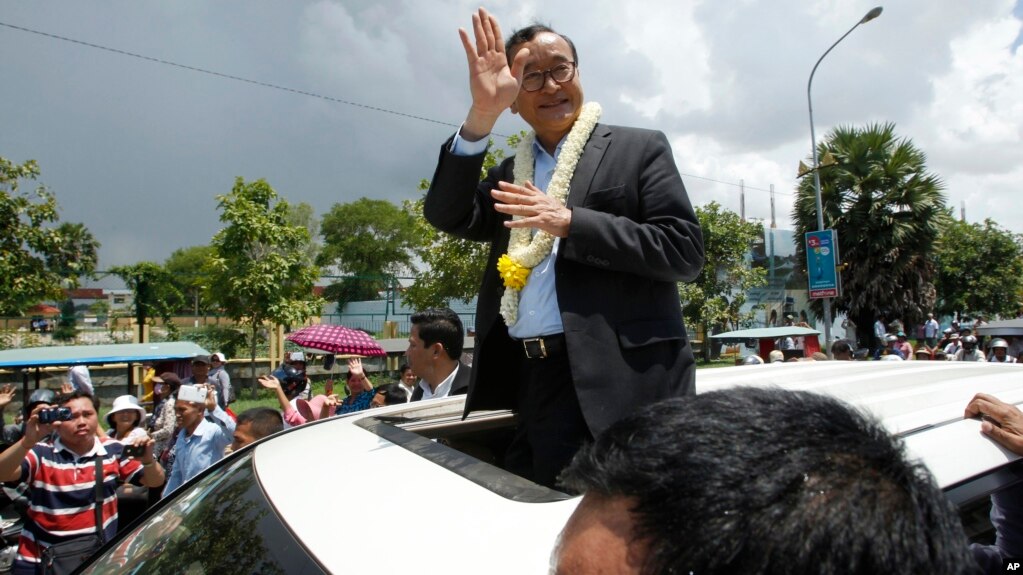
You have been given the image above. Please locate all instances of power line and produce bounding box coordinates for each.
[0,20,465,132]
[1,20,787,198]
[680,173,794,197]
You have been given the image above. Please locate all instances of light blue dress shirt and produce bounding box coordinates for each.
[163,405,235,496]
[451,132,566,338]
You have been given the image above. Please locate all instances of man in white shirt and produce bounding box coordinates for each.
[873,315,887,358]
[406,308,470,401]
[923,313,940,348]
[163,384,235,496]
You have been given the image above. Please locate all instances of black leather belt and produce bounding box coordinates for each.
[516,333,567,359]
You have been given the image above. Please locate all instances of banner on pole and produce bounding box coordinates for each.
[805,230,840,299]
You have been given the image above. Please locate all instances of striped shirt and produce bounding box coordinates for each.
[13,436,142,571]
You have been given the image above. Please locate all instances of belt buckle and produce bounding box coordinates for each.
[523,337,548,359]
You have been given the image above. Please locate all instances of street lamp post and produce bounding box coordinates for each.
[807,6,882,358]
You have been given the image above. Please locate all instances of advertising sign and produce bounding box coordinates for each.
[805,230,840,299]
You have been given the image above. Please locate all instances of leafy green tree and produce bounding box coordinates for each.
[0,157,99,315]
[205,178,322,397]
[52,299,78,342]
[285,201,321,266]
[47,222,100,280]
[165,245,216,315]
[109,262,185,340]
[317,198,418,305]
[792,123,948,346]
[87,299,110,318]
[678,202,766,361]
[402,137,514,310]
[932,218,1023,319]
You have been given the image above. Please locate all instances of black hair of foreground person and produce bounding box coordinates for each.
[558,387,975,575]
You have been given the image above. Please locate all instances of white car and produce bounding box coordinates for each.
[81,361,1023,573]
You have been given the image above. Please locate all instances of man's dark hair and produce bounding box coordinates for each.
[235,407,283,440]
[504,24,578,66]
[560,387,974,575]
[831,339,853,356]
[411,308,464,361]
[57,390,99,412]
[374,383,408,406]
[399,363,412,374]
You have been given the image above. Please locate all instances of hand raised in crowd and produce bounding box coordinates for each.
[965,393,1023,455]
[257,374,282,390]
[60,381,74,395]
[348,358,365,380]
[0,384,15,410]
[203,384,218,412]
[322,395,340,419]
[324,379,334,396]
[457,7,527,139]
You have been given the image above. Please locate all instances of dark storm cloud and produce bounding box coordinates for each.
[1,0,1020,276]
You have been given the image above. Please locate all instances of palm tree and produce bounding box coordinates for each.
[793,123,949,346]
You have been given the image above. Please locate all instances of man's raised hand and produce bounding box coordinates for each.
[458,8,528,139]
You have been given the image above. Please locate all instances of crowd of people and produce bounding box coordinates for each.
[0,306,472,573]
[752,312,1022,364]
[868,313,1021,362]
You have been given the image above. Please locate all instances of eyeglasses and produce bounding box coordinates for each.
[521,62,577,92]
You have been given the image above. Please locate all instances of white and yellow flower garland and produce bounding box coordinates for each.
[497,101,601,326]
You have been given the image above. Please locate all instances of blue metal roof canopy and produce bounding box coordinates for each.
[0,342,209,369]
[0,342,209,398]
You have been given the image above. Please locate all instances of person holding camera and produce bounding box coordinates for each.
[162,384,235,497]
[0,391,164,574]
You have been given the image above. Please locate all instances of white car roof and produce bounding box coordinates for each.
[251,361,1022,573]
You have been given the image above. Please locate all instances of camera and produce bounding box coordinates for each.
[37,407,72,424]
[123,444,146,458]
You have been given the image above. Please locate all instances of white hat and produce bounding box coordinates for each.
[288,352,307,363]
[211,352,227,362]
[768,350,785,363]
[106,395,147,428]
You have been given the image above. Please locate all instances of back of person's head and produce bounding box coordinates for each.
[741,355,764,365]
[831,339,853,356]
[375,383,408,406]
[768,350,785,363]
[559,387,974,575]
[235,407,284,441]
[410,308,464,361]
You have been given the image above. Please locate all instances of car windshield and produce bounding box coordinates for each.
[81,451,323,574]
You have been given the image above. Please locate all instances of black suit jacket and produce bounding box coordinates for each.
[410,361,471,402]
[424,124,705,435]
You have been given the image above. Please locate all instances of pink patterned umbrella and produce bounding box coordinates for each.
[285,324,386,357]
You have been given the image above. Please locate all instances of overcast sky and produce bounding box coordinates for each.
[2,1,1021,277]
